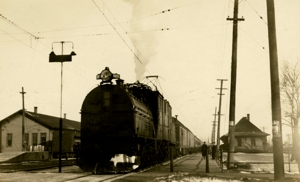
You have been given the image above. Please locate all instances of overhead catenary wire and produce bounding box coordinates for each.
[125,0,201,24]
[238,25,267,50]
[245,0,268,25]
[92,0,142,64]
[0,14,42,40]
[0,29,46,57]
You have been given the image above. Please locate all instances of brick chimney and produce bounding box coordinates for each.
[247,114,250,121]
[34,107,38,114]
[64,113,66,119]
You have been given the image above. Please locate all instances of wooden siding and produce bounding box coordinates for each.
[1,115,51,152]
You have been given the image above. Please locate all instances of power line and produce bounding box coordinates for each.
[0,29,46,57]
[92,0,142,64]
[238,25,267,50]
[245,0,268,25]
[0,14,42,40]
[125,1,202,24]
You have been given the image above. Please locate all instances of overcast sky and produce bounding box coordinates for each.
[1,0,300,142]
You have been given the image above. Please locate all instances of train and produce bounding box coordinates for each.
[78,67,202,172]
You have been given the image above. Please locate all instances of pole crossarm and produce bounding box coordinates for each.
[226,17,245,21]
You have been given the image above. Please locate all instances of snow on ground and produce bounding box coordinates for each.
[151,153,299,181]
[153,172,242,182]
[223,153,299,174]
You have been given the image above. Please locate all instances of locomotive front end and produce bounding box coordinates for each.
[79,67,154,172]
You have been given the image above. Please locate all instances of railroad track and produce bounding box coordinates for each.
[0,156,195,182]
[0,159,77,173]
[62,173,130,182]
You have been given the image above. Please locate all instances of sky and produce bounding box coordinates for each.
[1,0,300,143]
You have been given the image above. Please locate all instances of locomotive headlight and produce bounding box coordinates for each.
[97,67,113,82]
[97,67,121,84]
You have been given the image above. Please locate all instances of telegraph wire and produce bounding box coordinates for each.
[125,1,202,24]
[238,25,267,50]
[92,0,142,64]
[0,22,231,40]
[0,14,42,40]
[32,24,112,34]
[0,29,46,57]
[245,0,268,25]
[19,1,201,35]
[126,22,232,34]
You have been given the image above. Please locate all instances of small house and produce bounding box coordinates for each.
[220,114,269,153]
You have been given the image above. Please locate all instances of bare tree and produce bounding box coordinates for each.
[281,60,300,172]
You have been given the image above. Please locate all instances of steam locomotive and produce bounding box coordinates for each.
[79,67,201,172]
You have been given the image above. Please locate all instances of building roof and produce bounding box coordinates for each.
[220,116,269,141]
[0,109,80,131]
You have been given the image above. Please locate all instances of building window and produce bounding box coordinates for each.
[7,133,12,147]
[32,133,38,146]
[24,133,29,146]
[251,138,256,146]
[40,133,46,144]
[237,138,242,146]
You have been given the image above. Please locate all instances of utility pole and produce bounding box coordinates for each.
[266,0,285,179]
[20,87,26,151]
[170,115,178,172]
[226,0,244,168]
[216,79,227,160]
[211,107,217,143]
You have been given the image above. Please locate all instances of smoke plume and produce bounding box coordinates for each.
[124,0,158,80]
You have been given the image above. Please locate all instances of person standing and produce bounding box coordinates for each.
[208,143,212,156]
[201,142,208,159]
[212,142,217,160]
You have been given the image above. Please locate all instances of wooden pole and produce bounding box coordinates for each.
[216,79,227,161]
[226,0,244,168]
[266,0,285,179]
[20,87,26,151]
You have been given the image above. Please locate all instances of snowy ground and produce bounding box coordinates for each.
[153,172,242,182]
[152,153,299,182]
[223,153,299,174]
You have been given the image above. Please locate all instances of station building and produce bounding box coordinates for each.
[0,107,80,160]
[220,114,270,153]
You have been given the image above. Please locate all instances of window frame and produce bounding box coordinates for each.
[32,133,38,146]
[7,133,12,147]
[24,133,29,146]
[40,133,46,144]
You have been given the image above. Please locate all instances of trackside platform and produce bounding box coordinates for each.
[113,153,221,181]
[116,153,300,182]
[149,153,220,174]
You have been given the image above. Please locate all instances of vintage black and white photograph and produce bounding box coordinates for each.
[0,0,300,181]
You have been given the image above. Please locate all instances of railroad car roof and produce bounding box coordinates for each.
[172,116,191,132]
